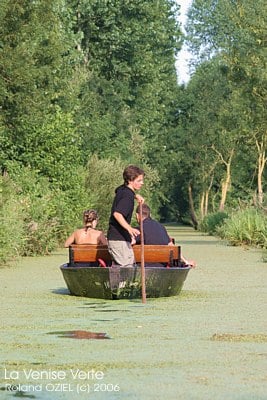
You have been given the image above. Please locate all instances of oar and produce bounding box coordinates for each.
[139,202,146,304]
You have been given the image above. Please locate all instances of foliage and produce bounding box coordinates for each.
[164,59,242,219]
[0,162,92,262]
[217,208,267,248]
[0,0,182,264]
[71,0,182,172]
[0,0,81,172]
[0,176,25,263]
[10,108,82,187]
[173,0,267,221]
[186,0,267,187]
[85,155,124,231]
[0,0,266,264]
[199,211,229,235]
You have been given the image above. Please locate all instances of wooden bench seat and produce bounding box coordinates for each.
[69,244,181,267]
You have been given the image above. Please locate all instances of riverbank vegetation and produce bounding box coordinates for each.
[0,0,266,264]
[200,209,267,249]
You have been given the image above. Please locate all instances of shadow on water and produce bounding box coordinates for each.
[92,319,119,322]
[77,306,132,313]
[176,240,220,246]
[83,302,108,307]
[0,387,36,398]
[95,309,131,312]
[47,330,111,339]
[13,392,36,399]
[50,288,70,296]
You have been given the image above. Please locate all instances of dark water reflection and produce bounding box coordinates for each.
[0,387,36,398]
[95,309,131,313]
[47,330,111,339]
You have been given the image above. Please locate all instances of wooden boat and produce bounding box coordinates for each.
[60,244,191,300]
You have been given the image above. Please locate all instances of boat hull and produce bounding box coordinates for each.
[60,264,190,299]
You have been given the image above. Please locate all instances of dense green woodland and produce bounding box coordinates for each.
[0,0,266,263]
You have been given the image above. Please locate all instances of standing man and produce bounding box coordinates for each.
[107,165,145,266]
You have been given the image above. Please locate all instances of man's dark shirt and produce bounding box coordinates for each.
[135,217,170,267]
[136,218,170,245]
[107,185,135,242]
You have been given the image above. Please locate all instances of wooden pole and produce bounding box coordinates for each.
[139,202,146,304]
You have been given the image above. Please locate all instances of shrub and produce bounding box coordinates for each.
[217,208,267,248]
[1,163,93,263]
[55,167,95,243]
[0,176,25,263]
[199,211,229,235]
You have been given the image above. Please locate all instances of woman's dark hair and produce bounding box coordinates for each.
[123,165,145,184]
[83,209,98,231]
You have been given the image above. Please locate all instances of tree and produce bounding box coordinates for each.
[0,0,82,181]
[169,56,255,224]
[186,0,267,205]
[68,0,183,171]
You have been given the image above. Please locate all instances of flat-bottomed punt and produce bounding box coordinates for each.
[60,244,191,300]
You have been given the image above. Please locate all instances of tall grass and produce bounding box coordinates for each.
[217,208,267,248]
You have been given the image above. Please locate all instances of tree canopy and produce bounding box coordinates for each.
[0,0,266,262]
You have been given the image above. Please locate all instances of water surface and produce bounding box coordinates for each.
[0,227,266,399]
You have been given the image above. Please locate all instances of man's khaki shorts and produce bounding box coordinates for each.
[108,240,135,266]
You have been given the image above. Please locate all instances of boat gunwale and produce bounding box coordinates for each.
[60,263,191,272]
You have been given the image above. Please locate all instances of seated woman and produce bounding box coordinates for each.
[64,209,107,247]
